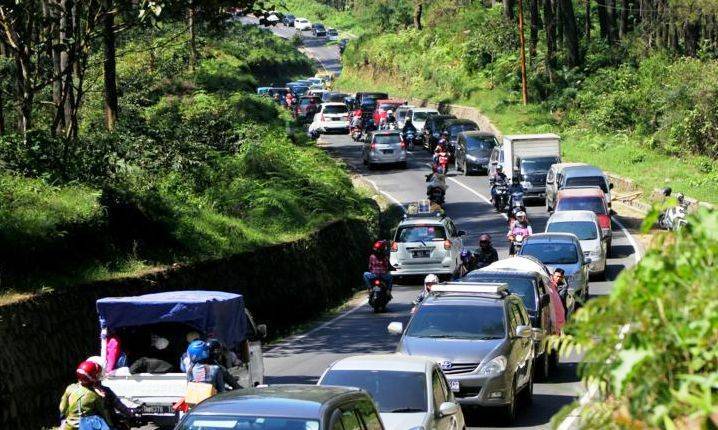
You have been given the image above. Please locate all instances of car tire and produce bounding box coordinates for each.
[399,161,407,169]
[520,370,534,406]
[501,378,518,423]
[549,349,560,371]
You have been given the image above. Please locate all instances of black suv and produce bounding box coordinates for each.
[455,131,497,175]
[423,114,457,151]
[312,23,327,37]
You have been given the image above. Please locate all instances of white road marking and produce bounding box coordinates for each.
[556,384,599,430]
[364,176,407,213]
[611,216,643,264]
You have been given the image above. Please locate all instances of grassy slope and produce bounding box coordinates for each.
[0,24,373,298]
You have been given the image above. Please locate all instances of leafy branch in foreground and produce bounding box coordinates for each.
[550,208,718,429]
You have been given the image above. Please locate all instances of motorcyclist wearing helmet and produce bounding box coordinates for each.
[508,211,532,255]
[206,339,242,390]
[490,165,508,203]
[59,361,112,430]
[402,117,417,135]
[86,356,140,429]
[363,240,393,294]
[414,274,439,307]
[454,249,478,279]
[475,233,499,268]
[186,340,231,393]
[386,109,397,126]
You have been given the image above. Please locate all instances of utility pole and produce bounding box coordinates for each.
[517,0,529,105]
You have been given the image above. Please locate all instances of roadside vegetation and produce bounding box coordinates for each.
[0,12,371,298]
[289,0,718,203]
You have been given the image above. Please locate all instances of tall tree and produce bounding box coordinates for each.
[558,0,580,66]
[584,0,591,41]
[543,0,556,80]
[529,0,541,62]
[103,0,118,131]
[596,0,613,43]
[504,0,515,20]
[619,0,629,38]
[413,0,423,30]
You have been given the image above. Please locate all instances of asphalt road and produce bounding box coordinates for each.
[248,18,641,429]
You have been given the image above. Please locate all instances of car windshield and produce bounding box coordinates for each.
[321,370,427,413]
[374,135,401,145]
[521,157,558,173]
[463,276,537,310]
[379,104,399,111]
[565,176,608,193]
[323,105,347,114]
[412,111,435,121]
[465,136,496,152]
[448,124,477,136]
[328,29,338,35]
[395,225,446,242]
[315,25,325,30]
[557,197,606,214]
[406,304,506,339]
[547,221,598,240]
[178,416,319,430]
[520,242,579,264]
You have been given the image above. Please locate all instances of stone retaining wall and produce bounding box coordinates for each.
[0,217,374,429]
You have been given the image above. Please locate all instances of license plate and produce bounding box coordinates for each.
[143,404,172,414]
[382,149,394,154]
[450,381,460,392]
[412,250,430,258]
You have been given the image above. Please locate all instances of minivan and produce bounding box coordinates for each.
[545,163,613,212]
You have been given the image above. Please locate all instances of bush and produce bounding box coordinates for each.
[554,209,718,428]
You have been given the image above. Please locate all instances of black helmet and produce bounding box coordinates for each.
[479,233,491,244]
[512,176,520,184]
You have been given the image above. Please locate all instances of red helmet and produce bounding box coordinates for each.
[372,240,386,251]
[76,360,102,385]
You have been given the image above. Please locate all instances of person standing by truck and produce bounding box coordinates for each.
[59,361,112,430]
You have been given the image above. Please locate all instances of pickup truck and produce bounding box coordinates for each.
[95,290,267,428]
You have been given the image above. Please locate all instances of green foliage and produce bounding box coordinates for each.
[552,209,718,428]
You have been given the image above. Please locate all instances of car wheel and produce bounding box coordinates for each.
[399,161,407,169]
[549,349,560,371]
[367,162,375,170]
[501,378,518,423]
[520,370,534,406]
[536,351,550,381]
[606,238,613,257]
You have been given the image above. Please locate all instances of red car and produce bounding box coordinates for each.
[555,187,613,251]
[372,99,406,125]
[294,95,322,122]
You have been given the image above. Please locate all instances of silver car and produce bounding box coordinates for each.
[362,130,407,169]
[388,283,535,423]
[518,233,592,301]
[545,210,607,279]
[389,213,465,277]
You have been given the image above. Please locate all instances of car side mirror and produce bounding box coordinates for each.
[514,325,533,339]
[387,321,404,335]
[256,324,268,339]
[609,183,614,190]
[458,230,466,237]
[438,402,459,417]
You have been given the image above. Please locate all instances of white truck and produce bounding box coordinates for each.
[96,291,266,428]
[494,134,561,200]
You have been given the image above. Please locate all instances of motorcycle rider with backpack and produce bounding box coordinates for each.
[454,249,478,279]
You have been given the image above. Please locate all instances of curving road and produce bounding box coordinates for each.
[245,18,642,430]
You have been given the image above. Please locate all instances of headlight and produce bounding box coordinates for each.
[477,355,507,377]
[521,181,532,189]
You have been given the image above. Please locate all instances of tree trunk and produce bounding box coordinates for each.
[684,19,701,57]
[413,1,423,30]
[103,0,118,131]
[619,0,628,38]
[607,0,618,42]
[188,0,198,70]
[585,0,591,41]
[0,40,4,135]
[517,0,529,104]
[556,0,563,48]
[558,0,580,66]
[504,0,515,20]
[543,0,556,80]
[596,0,613,43]
[59,0,75,137]
[529,0,541,63]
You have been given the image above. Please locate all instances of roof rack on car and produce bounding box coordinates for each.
[431,282,509,297]
[405,200,445,219]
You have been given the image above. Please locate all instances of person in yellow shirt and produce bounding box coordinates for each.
[59,360,112,430]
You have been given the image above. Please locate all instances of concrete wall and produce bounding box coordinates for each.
[0,218,373,429]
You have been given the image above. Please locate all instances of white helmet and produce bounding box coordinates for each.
[516,211,527,219]
[387,110,394,115]
[424,274,439,285]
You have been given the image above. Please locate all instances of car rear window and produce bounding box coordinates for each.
[557,197,606,214]
[520,242,579,264]
[448,123,478,136]
[465,135,496,151]
[565,176,608,193]
[407,304,506,339]
[412,111,435,121]
[463,276,537,310]
[374,134,401,145]
[395,225,446,242]
[320,370,427,413]
[547,221,598,240]
[323,105,348,114]
[178,416,320,430]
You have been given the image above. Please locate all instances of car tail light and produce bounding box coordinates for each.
[391,241,398,252]
[373,279,381,286]
[444,240,452,250]
[320,114,325,122]
[371,143,377,150]
[598,214,611,229]
[400,141,406,149]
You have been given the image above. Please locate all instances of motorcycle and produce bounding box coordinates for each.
[493,183,509,212]
[402,129,418,150]
[658,188,689,231]
[509,232,526,256]
[351,126,363,142]
[507,188,526,221]
[368,278,391,313]
[426,171,447,206]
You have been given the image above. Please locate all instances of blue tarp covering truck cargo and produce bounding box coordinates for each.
[96,291,248,348]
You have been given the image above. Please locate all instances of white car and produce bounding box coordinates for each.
[318,354,466,430]
[294,18,312,31]
[308,102,350,136]
[395,105,416,128]
[545,210,607,278]
[390,211,465,277]
[409,107,440,133]
[327,27,339,41]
